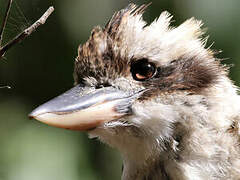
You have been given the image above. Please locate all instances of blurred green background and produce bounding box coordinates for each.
[0,0,239,179]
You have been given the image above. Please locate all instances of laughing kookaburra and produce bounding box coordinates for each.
[29,4,240,180]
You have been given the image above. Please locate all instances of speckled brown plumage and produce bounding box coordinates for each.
[74,3,226,97]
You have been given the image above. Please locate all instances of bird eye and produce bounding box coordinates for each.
[130,59,156,81]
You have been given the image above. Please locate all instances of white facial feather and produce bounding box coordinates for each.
[88,4,240,180]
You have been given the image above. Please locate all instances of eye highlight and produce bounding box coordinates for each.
[130,58,156,81]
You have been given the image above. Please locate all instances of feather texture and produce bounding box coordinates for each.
[74,4,240,179]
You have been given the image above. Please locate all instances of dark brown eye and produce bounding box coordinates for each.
[130,59,156,81]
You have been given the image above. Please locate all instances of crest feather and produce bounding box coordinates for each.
[104,3,151,39]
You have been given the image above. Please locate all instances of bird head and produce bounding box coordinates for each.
[29,3,234,168]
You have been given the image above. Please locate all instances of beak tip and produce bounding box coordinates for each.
[28,107,44,121]
[28,111,36,120]
[28,104,50,120]
[28,113,36,121]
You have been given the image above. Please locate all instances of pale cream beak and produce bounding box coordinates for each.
[29,85,140,131]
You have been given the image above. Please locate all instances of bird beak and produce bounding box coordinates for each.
[29,84,142,131]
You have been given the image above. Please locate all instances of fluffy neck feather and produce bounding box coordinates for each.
[90,78,240,180]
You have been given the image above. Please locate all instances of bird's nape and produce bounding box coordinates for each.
[29,3,240,180]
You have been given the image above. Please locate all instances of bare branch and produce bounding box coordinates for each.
[0,0,13,46]
[0,6,54,58]
[0,85,11,89]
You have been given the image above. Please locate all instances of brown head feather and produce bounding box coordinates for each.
[74,3,227,97]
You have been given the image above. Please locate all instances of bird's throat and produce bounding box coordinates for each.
[122,154,173,180]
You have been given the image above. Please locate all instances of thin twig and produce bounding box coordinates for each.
[0,0,13,46]
[0,6,54,58]
[0,85,11,89]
